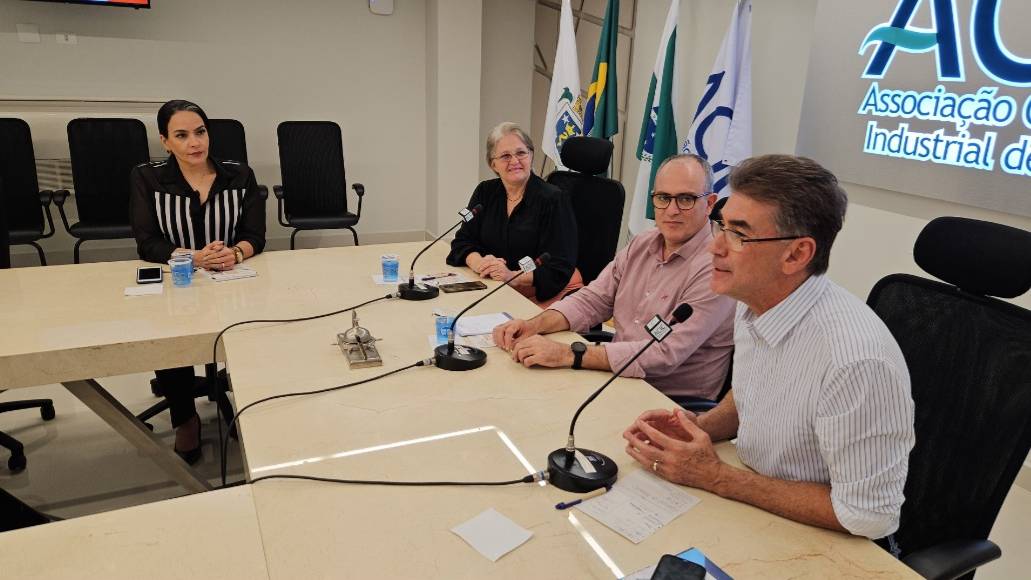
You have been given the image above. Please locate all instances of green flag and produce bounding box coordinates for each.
[583,0,619,140]
[631,0,679,230]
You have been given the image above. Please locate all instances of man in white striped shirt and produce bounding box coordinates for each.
[623,155,915,539]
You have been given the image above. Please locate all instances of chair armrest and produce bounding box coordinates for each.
[578,330,614,344]
[272,185,289,227]
[38,190,57,238]
[352,183,365,218]
[51,190,73,233]
[669,395,719,413]
[256,184,269,201]
[902,539,1001,580]
[52,189,70,206]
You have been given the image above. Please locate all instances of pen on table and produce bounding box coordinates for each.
[555,485,611,510]
[421,273,456,281]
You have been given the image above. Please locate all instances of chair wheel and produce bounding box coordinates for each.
[40,402,56,421]
[8,453,26,473]
[150,378,163,397]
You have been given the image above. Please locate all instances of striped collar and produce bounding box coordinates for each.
[742,274,828,347]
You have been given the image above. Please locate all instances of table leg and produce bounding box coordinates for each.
[61,379,213,493]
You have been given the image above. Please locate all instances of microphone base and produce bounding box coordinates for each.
[546,447,618,493]
[433,344,487,371]
[398,282,439,301]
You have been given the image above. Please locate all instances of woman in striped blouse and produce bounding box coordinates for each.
[129,99,266,464]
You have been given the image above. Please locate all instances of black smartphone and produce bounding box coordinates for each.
[136,266,163,284]
[650,554,706,580]
[439,281,488,293]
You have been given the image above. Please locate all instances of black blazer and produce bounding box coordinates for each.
[447,174,577,301]
[129,155,266,263]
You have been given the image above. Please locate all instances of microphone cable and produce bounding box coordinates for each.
[207,292,396,484]
[249,471,547,487]
[220,358,430,487]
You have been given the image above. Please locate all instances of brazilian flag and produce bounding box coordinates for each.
[583,0,619,140]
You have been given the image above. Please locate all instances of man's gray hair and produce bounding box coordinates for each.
[656,153,715,194]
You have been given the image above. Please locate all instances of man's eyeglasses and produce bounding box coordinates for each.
[711,219,804,252]
[492,149,532,164]
[651,192,712,211]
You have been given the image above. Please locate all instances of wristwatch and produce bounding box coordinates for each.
[570,341,587,370]
[232,245,244,264]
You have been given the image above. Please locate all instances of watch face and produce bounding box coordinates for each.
[572,342,587,354]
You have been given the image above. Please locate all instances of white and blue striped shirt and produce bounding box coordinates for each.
[733,274,915,539]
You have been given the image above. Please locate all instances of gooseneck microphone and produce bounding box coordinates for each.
[399,204,483,301]
[434,253,550,371]
[547,303,694,493]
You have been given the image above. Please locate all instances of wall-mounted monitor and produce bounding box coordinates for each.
[27,0,150,8]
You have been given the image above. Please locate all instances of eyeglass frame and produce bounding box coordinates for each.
[710,219,805,252]
[650,191,713,211]
[490,148,534,164]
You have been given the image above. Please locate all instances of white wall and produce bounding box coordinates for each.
[620,0,1031,312]
[479,0,535,182]
[0,0,430,262]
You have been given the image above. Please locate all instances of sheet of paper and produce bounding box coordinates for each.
[455,312,512,336]
[418,272,470,287]
[576,470,700,544]
[371,273,471,287]
[427,334,496,349]
[207,265,257,282]
[451,508,533,562]
[124,284,164,296]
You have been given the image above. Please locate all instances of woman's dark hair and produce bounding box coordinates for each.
[157,99,209,137]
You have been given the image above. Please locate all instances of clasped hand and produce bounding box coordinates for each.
[193,241,235,271]
[622,408,724,491]
[473,254,515,282]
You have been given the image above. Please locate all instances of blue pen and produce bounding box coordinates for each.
[555,485,611,510]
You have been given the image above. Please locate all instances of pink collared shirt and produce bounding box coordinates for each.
[549,226,735,399]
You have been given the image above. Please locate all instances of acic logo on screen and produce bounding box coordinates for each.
[856,0,1031,177]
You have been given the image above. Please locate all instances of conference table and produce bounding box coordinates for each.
[0,242,917,578]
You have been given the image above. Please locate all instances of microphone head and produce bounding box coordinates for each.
[470,203,483,214]
[672,303,693,323]
[535,252,551,265]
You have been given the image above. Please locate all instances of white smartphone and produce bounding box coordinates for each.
[136,266,163,284]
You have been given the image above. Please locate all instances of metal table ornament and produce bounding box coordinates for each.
[336,311,383,368]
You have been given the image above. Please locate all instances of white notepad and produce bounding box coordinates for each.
[451,508,533,562]
[576,470,700,544]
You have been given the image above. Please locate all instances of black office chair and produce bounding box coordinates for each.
[138,363,233,433]
[0,487,51,532]
[867,217,1031,580]
[207,118,269,201]
[546,137,626,343]
[0,119,57,265]
[546,136,625,285]
[273,121,365,249]
[0,178,56,472]
[55,118,149,263]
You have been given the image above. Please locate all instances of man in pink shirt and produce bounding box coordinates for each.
[493,155,735,400]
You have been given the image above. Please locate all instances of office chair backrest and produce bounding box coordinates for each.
[276,121,348,218]
[0,119,44,234]
[867,217,1031,557]
[66,118,149,225]
[207,118,249,164]
[0,177,9,269]
[546,136,625,284]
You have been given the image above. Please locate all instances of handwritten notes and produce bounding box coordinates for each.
[576,470,700,544]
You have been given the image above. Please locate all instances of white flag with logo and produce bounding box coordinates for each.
[628,0,680,235]
[681,0,752,196]
[542,0,584,168]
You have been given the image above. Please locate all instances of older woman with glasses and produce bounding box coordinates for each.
[447,122,581,307]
